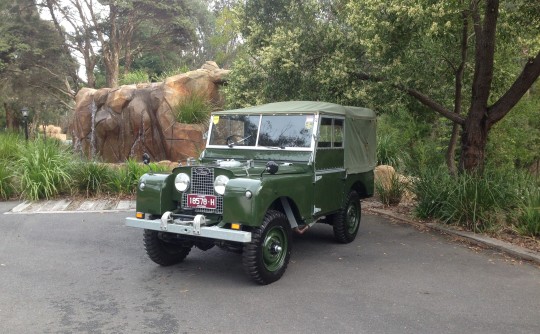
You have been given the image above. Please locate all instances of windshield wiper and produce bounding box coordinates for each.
[226,135,252,148]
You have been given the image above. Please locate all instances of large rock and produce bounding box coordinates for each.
[71,62,229,162]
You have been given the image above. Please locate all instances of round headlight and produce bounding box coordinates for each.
[214,175,229,195]
[139,181,146,191]
[175,173,190,192]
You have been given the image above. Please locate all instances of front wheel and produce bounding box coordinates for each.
[143,229,192,266]
[332,190,361,243]
[242,210,292,285]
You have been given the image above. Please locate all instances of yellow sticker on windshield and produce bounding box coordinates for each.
[305,116,314,129]
[212,115,220,125]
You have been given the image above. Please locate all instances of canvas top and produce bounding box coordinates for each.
[215,101,376,120]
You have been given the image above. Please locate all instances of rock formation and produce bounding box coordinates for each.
[71,61,229,162]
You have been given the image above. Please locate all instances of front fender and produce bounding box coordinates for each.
[222,178,261,226]
[136,173,176,215]
[222,174,313,227]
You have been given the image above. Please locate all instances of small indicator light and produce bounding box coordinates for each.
[136,212,144,219]
[231,223,241,230]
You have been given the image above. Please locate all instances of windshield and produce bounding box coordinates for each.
[208,114,314,149]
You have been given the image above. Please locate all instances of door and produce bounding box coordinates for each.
[313,117,345,215]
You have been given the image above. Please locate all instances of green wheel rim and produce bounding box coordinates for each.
[262,226,288,272]
[346,202,359,234]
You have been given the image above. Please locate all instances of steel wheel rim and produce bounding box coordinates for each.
[262,227,287,272]
[346,203,359,234]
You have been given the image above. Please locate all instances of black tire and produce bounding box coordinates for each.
[332,190,361,243]
[143,229,192,266]
[242,210,292,285]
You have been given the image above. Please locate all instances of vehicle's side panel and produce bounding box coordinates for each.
[344,171,375,198]
[222,174,314,227]
[313,169,346,215]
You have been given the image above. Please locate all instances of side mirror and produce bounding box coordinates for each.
[142,153,151,165]
[265,161,279,175]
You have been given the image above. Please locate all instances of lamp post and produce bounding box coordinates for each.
[21,107,29,142]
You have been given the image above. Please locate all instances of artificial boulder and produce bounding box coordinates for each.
[71,61,229,162]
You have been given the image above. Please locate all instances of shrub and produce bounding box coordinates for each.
[376,133,403,168]
[173,91,212,125]
[107,159,153,195]
[0,163,15,200]
[16,139,74,200]
[72,161,114,197]
[0,131,22,162]
[413,166,453,218]
[517,187,540,237]
[375,172,407,206]
[413,168,525,232]
[119,69,150,86]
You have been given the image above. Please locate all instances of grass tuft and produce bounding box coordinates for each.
[16,139,74,200]
[173,91,212,125]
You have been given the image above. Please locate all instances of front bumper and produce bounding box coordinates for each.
[125,215,251,243]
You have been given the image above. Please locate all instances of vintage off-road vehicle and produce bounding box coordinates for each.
[126,101,376,284]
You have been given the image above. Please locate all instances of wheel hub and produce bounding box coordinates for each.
[269,243,282,255]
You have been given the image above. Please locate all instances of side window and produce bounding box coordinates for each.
[334,119,343,147]
[317,117,344,148]
[318,118,332,147]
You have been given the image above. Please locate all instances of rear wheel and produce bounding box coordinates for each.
[143,229,192,266]
[242,210,292,285]
[332,190,361,243]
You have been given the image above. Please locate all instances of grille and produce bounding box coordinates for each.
[181,167,223,214]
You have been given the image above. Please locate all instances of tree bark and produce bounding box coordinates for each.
[458,0,499,173]
[446,4,470,177]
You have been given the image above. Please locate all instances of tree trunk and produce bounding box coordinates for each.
[105,57,120,88]
[446,124,460,176]
[458,109,490,173]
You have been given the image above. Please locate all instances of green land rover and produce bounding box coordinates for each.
[126,101,377,284]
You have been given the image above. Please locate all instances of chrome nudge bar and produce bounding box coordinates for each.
[125,212,251,243]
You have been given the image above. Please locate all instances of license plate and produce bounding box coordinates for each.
[186,194,217,209]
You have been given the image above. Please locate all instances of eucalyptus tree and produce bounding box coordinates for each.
[346,0,540,174]
[226,0,367,108]
[0,0,77,129]
[43,0,208,88]
[228,0,539,174]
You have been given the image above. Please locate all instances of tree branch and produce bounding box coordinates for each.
[470,0,499,112]
[351,72,465,124]
[488,50,540,124]
[398,86,465,124]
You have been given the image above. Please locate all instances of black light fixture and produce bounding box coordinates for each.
[21,107,29,142]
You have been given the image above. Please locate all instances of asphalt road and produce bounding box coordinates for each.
[1,201,539,334]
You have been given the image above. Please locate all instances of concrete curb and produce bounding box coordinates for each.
[366,207,540,266]
[3,199,136,214]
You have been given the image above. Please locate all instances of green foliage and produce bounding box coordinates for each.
[105,159,168,195]
[376,110,446,175]
[72,161,113,197]
[0,131,21,161]
[413,167,527,232]
[0,131,20,199]
[487,96,540,171]
[119,70,150,86]
[153,64,191,82]
[517,187,540,237]
[226,0,370,108]
[0,0,77,123]
[173,92,212,124]
[0,163,15,200]
[375,173,407,206]
[16,139,74,200]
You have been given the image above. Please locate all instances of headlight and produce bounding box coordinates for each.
[175,173,190,192]
[214,175,229,195]
[139,181,146,191]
